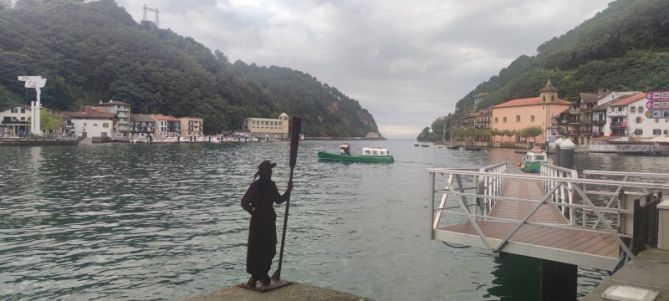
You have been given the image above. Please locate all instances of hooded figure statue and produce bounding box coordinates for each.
[241,160,292,288]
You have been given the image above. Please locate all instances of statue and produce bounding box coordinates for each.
[241,160,292,289]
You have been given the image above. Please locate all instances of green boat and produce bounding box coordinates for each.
[520,147,548,173]
[318,146,394,163]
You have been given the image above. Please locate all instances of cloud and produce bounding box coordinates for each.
[115,0,611,138]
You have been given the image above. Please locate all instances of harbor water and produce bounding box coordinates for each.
[1,140,669,300]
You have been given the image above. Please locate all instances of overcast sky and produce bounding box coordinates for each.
[115,0,611,138]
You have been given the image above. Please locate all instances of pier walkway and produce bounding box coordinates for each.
[429,163,668,271]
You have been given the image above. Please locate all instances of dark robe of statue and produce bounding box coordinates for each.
[241,160,291,288]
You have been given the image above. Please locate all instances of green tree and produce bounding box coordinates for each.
[525,126,544,143]
[40,109,63,134]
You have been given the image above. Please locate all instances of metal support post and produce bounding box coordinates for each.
[540,259,577,301]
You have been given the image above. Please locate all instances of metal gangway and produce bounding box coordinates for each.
[429,162,666,271]
[588,142,668,155]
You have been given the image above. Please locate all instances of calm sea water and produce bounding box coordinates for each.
[1,140,668,300]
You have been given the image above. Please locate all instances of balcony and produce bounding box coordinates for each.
[607,110,626,117]
[611,122,626,128]
[592,119,606,125]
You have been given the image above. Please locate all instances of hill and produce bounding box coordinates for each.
[0,0,379,136]
[422,0,669,141]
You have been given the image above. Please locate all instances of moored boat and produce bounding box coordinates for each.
[317,146,394,163]
[520,146,548,173]
[446,145,459,150]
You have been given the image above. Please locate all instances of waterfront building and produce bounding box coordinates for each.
[599,92,669,139]
[243,112,289,139]
[555,91,608,145]
[64,111,117,138]
[0,104,31,137]
[153,114,180,138]
[491,80,571,144]
[461,108,491,143]
[94,100,131,137]
[130,114,156,139]
[590,91,639,138]
[179,116,204,138]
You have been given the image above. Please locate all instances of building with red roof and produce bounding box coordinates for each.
[490,80,571,144]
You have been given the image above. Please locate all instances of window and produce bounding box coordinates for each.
[11,108,18,113]
[503,117,507,123]
[531,115,535,122]
[634,129,643,135]
[516,115,520,122]
[103,123,109,128]
[20,117,25,121]
[630,106,636,113]
[638,106,644,113]
[653,129,662,136]
[93,123,98,127]
[20,108,25,113]
[636,117,642,124]
[665,130,669,135]
[494,117,498,123]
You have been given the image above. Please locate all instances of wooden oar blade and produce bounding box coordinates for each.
[289,117,302,168]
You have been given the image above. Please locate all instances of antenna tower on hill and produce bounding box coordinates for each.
[142,4,160,27]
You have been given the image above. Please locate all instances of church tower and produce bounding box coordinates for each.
[540,80,558,103]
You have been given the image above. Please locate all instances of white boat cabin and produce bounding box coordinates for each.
[525,151,548,163]
[362,147,390,156]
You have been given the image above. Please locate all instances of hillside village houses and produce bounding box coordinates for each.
[0,98,210,142]
[459,80,669,147]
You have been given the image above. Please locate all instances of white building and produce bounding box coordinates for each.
[0,104,31,137]
[94,100,131,137]
[597,92,669,139]
[591,91,639,137]
[243,112,289,139]
[65,111,117,138]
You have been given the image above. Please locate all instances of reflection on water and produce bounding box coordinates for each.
[0,142,667,300]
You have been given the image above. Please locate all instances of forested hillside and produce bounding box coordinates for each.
[0,0,379,136]
[422,0,669,141]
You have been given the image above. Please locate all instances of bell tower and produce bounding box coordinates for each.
[540,80,558,103]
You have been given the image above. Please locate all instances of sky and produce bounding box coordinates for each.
[115,0,612,138]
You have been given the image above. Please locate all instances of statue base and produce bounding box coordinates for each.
[238,280,292,293]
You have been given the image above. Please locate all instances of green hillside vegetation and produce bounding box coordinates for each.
[423,0,669,141]
[0,0,379,136]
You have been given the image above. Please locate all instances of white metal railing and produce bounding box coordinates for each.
[540,163,578,225]
[582,170,669,232]
[478,162,507,216]
[588,142,669,154]
[429,167,668,264]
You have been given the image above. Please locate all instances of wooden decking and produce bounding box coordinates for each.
[433,178,621,271]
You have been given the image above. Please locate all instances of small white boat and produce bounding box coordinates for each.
[521,146,548,173]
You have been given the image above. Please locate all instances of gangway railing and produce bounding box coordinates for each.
[431,162,506,230]
[429,166,667,269]
[581,170,669,232]
[540,163,578,225]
